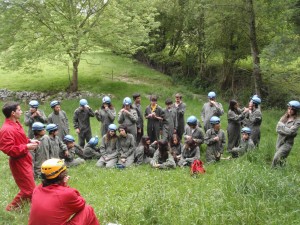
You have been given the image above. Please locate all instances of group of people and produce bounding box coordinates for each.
[0,91,300,224]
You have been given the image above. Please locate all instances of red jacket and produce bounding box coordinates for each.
[0,119,30,158]
[0,119,35,203]
[29,184,99,225]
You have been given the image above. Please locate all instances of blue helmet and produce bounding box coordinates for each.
[210,116,220,124]
[187,116,197,125]
[88,136,99,146]
[29,100,39,108]
[251,96,261,105]
[102,96,111,104]
[208,91,216,99]
[64,135,75,142]
[108,124,117,131]
[288,100,300,111]
[79,99,88,106]
[32,122,45,131]
[50,100,60,108]
[123,97,132,105]
[46,124,58,132]
[241,127,251,134]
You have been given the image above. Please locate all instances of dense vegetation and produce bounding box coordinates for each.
[0,0,299,106]
[0,51,299,225]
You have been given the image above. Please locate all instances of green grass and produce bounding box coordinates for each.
[0,50,300,225]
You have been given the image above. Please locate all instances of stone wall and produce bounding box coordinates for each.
[0,89,111,103]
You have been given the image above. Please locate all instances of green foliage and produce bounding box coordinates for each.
[0,0,159,91]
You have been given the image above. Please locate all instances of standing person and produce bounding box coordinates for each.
[73,99,95,148]
[32,122,51,179]
[201,91,224,132]
[117,125,136,167]
[48,100,69,141]
[0,102,39,211]
[46,124,68,158]
[162,98,177,142]
[272,101,300,167]
[132,93,144,145]
[118,97,138,141]
[204,116,226,164]
[145,95,165,143]
[150,140,176,169]
[83,136,101,160]
[183,116,204,146]
[244,95,262,146]
[135,136,156,165]
[96,124,119,168]
[28,158,100,225]
[95,96,116,137]
[228,127,255,157]
[227,100,248,158]
[172,93,186,141]
[178,139,200,167]
[24,100,47,139]
[62,135,85,167]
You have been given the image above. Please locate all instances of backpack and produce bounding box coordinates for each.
[190,159,206,175]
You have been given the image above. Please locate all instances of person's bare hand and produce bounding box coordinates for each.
[213,136,219,141]
[27,143,39,150]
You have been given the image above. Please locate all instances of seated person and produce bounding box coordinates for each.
[83,136,101,160]
[228,127,255,157]
[62,135,85,166]
[170,134,183,164]
[135,136,156,165]
[117,125,136,167]
[28,158,100,225]
[150,140,176,169]
[178,139,200,167]
[96,124,119,168]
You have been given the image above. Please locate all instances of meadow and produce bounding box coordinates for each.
[0,50,300,225]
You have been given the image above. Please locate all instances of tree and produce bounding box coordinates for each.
[0,0,158,92]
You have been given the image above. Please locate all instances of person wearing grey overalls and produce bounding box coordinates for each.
[272,100,300,167]
[201,91,224,132]
[204,116,226,164]
[73,99,95,147]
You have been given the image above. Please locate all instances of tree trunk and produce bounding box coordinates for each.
[69,58,80,92]
[246,0,263,96]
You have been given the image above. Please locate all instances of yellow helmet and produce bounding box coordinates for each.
[41,158,67,179]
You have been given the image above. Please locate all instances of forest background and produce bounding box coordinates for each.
[0,0,299,224]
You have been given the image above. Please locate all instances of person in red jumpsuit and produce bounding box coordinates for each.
[29,158,100,225]
[0,102,39,211]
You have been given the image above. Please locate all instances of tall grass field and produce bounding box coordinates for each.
[0,50,299,225]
